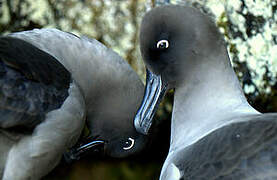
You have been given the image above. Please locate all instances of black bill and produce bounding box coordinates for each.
[134,69,168,135]
[64,140,104,162]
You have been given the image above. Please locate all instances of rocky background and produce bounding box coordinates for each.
[0,0,276,179]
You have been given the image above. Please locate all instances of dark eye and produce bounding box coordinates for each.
[156,39,169,49]
[123,137,135,150]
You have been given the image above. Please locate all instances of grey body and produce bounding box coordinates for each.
[135,5,277,180]
[0,29,145,179]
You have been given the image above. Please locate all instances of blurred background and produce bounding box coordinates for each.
[0,0,277,179]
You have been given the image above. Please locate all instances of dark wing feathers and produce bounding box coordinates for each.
[0,37,71,132]
[176,114,277,180]
[0,37,71,89]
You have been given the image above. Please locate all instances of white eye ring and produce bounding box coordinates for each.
[123,137,135,150]
[156,39,169,49]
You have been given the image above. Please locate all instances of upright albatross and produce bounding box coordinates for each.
[134,5,277,180]
[0,28,146,179]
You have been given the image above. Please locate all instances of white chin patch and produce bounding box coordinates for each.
[123,137,135,150]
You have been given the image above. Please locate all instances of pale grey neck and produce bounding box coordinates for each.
[11,29,138,102]
[169,53,259,153]
[10,29,143,116]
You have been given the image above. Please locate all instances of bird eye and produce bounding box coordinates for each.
[156,39,169,49]
[123,137,135,150]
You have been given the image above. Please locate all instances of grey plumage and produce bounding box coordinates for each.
[0,28,145,179]
[135,5,277,180]
[0,37,71,131]
[168,114,277,180]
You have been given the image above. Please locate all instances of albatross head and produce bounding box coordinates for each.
[134,5,227,135]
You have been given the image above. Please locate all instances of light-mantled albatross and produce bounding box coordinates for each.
[0,28,146,180]
[134,5,277,180]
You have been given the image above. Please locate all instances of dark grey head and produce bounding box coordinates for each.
[134,5,227,134]
[64,39,147,160]
[140,5,224,87]
[85,53,148,158]
[66,76,147,160]
[87,107,148,158]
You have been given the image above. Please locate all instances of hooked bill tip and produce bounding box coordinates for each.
[63,140,105,163]
[134,114,151,135]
